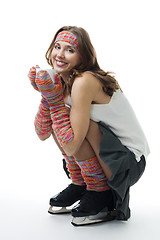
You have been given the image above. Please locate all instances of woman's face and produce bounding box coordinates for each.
[51,41,81,79]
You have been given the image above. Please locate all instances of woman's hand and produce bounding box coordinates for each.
[28,65,40,91]
[35,70,62,100]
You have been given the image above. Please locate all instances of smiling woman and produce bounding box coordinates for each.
[51,41,81,79]
[28,25,150,226]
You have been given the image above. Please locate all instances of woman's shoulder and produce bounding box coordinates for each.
[71,71,106,104]
[73,71,101,90]
[76,71,97,80]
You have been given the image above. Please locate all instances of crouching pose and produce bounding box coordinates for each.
[28,26,150,226]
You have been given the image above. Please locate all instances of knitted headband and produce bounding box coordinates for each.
[54,31,79,52]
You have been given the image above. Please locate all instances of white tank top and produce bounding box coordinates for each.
[67,89,150,162]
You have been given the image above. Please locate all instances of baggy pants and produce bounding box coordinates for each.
[98,122,146,220]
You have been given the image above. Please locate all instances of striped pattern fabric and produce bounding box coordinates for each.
[54,31,79,52]
[34,98,53,136]
[28,65,41,91]
[77,156,110,191]
[63,154,85,185]
[28,66,52,136]
[35,70,74,146]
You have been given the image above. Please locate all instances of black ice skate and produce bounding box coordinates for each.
[71,190,116,226]
[48,183,86,214]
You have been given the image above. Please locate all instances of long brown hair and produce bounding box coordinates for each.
[45,26,120,96]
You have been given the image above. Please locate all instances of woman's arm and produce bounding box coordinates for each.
[62,73,98,156]
[34,69,100,156]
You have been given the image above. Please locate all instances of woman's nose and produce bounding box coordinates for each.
[57,49,65,58]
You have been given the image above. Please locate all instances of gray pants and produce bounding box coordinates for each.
[98,122,146,220]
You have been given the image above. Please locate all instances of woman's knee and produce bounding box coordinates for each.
[37,132,52,141]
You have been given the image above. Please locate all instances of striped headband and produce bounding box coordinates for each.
[54,31,79,52]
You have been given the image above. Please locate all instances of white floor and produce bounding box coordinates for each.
[1,155,160,240]
[0,193,160,240]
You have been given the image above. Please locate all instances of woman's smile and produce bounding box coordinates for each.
[55,59,67,67]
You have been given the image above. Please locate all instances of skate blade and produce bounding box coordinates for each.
[48,206,72,214]
[71,210,116,226]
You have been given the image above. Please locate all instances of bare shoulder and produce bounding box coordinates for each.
[72,71,101,94]
[72,71,111,105]
[70,72,100,105]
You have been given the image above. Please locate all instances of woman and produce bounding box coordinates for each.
[28,26,150,226]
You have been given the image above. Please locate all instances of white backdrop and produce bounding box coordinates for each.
[0,0,160,239]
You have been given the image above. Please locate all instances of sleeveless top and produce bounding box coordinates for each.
[66,89,150,162]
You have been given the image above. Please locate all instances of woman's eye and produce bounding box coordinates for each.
[55,45,60,49]
[67,48,74,53]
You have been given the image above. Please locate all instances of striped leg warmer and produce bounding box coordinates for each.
[77,156,110,192]
[63,154,85,186]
